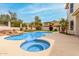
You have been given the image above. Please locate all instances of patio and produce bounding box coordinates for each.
[45,32,79,56]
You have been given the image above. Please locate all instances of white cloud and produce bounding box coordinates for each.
[17,3,65,15]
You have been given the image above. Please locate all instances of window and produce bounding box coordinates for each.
[70,21,74,30]
[70,3,74,13]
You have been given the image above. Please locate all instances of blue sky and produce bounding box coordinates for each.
[0,3,66,23]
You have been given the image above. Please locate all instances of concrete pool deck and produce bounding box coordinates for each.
[46,32,79,56]
[0,32,79,56]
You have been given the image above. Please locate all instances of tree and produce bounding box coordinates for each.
[22,22,27,27]
[34,16,42,30]
[60,18,68,33]
[8,11,18,27]
[49,22,54,26]
[29,22,35,29]
[6,14,11,27]
[19,19,23,28]
[0,14,7,25]
[0,11,24,28]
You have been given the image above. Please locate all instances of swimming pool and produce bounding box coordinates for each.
[20,39,50,52]
[5,32,50,41]
[5,31,52,52]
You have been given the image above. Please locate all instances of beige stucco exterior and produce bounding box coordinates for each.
[65,3,79,36]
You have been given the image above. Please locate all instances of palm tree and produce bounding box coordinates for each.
[8,11,13,27]
[8,11,17,27]
[64,20,68,34]
[6,14,11,27]
[60,18,68,33]
[34,16,42,30]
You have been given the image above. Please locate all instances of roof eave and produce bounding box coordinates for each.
[72,8,79,16]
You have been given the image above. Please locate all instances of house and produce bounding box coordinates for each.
[65,3,79,36]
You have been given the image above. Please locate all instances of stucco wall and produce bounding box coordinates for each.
[66,3,75,34]
[66,3,79,35]
[75,14,79,36]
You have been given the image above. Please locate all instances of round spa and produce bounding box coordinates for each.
[20,39,52,56]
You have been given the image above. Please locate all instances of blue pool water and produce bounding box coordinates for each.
[5,32,50,41]
[5,31,51,52]
[20,39,50,52]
